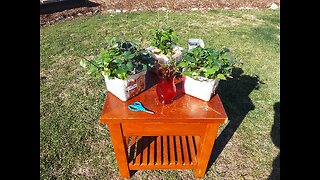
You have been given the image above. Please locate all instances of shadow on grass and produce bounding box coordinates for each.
[206,67,262,172]
[268,102,280,180]
[40,0,100,15]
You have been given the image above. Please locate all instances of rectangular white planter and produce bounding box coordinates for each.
[146,46,183,63]
[103,71,147,101]
[184,76,220,101]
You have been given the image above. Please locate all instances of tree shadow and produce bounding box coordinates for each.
[268,102,280,179]
[40,0,100,15]
[206,67,262,171]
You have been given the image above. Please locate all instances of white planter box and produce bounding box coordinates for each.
[146,46,183,63]
[103,71,147,101]
[184,76,220,101]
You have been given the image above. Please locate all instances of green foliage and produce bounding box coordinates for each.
[179,46,239,80]
[80,35,153,80]
[148,28,180,55]
[157,56,179,78]
[147,28,181,78]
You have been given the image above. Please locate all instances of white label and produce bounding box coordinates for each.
[126,83,137,91]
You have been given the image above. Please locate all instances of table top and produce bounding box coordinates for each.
[100,73,228,124]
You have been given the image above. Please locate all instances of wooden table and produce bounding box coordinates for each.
[100,76,228,178]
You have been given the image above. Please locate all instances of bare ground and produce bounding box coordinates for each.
[40,0,280,26]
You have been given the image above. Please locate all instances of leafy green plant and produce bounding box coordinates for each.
[147,28,181,78]
[80,36,153,80]
[148,28,180,55]
[157,56,179,78]
[179,46,239,81]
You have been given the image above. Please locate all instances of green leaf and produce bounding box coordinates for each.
[149,29,157,34]
[220,54,228,59]
[132,41,140,47]
[160,36,168,42]
[206,67,217,75]
[119,64,128,72]
[212,65,219,72]
[111,43,119,48]
[87,65,98,75]
[142,64,147,71]
[172,31,178,38]
[126,61,133,71]
[181,71,191,76]
[94,73,100,79]
[179,61,187,68]
[217,74,226,80]
[79,60,87,68]
[123,52,135,60]
[102,69,111,76]
[191,71,200,77]
[182,55,194,62]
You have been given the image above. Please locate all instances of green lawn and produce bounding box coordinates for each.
[40,9,280,179]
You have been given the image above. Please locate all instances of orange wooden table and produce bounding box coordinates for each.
[100,77,228,178]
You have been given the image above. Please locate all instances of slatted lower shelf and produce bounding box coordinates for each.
[125,136,200,170]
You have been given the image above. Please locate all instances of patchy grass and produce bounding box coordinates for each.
[40,9,280,179]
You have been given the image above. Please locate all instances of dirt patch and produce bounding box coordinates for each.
[40,0,103,26]
[40,0,280,26]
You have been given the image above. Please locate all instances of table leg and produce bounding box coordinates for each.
[108,123,130,178]
[194,124,219,178]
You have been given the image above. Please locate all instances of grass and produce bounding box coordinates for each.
[40,9,280,179]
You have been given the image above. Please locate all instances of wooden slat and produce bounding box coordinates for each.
[126,135,201,171]
[169,136,176,165]
[129,163,195,170]
[163,136,168,165]
[122,123,206,136]
[194,136,201,154]
[175,136,183,165]
[142,136,149,165]
[149,136,155,165]
[181,136,190,165]
[135,136,143,165]
[187,136,197,164]
[128,136,137,165]
[127,135,200,170]
[156,136,162,165]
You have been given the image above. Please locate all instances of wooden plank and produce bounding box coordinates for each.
[175,136,183,165]
[128,136,137,165]
[169,136,176,165]
[122,123,206,136]
[135,136,143,165]
[181,136,190,165]
[149,136,155,165]
[187,136,197,165]
[195,124,219,178]
[163,136,168,165]
[129,163,195,170]
[142,136,149,165]
[156,136,162,165]
[194,136,201,155]
[107,123,130,178]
